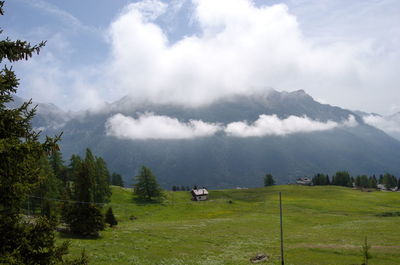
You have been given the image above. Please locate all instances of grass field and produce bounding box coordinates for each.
[60,185,400,265]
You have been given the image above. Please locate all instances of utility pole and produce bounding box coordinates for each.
[279,192,284,265]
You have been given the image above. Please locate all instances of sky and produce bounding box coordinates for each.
[2,0,400,115]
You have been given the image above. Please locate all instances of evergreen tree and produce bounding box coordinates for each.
[326,174,330,185]
[65,160,104,237]
[49,149,66,180]
[264,173,275,186]
[0,2,84,263]
[94,156,111,203]
[368,176,377,189]
[134,166,162,201]
[111,173,124,187]
[381,173,397,189]
[332,171,352,187]
[105,207,118,227]
[312,173,328,185]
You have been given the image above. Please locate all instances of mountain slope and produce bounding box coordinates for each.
[26,89,400,188]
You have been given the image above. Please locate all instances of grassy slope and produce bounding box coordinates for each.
[61,185,400,265]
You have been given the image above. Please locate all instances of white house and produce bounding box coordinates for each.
[296,177,312,185]
[191,187,209,201]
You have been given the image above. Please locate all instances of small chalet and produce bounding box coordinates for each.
[296,177,312,186]
[191,187,209,201]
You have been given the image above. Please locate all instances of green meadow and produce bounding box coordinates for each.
[61,185,400,265]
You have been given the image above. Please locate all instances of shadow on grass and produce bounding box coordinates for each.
[57,227,102,240]
[132,196,166,205]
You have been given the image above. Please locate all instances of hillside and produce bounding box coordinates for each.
[62,185,400,265]
[28,89,400,188]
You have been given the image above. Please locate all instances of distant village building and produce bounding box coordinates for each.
[377,184,387,191]
[296,177,312,186]
[191,187,209,201]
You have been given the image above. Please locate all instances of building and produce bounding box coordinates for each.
[191,187,209,201]
[296,177,312,185]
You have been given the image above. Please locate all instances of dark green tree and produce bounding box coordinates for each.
[368,176,377,189]
[65,160,104,237]
[111,173,124,187]
[134,166,162,201]
[264,173,275,186]
[0,2,85,263]
[312,173,328,185]
[105,207,118,227]
[332,171,352,187]
[93,156,111,203]
[381,173,397,189]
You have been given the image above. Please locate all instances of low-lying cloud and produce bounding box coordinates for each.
[105,113,222,140]
[363,114,400,134]
[225,115,357,137]
[105,113,357,140]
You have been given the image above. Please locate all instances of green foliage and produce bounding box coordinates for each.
[64,158,105,237]
[94,156,111,203]
[381,173,397,189]
[134,166,162,201]
[0,2,86,263]
[105,207,118,227]
[65,203,105,237]
[312,173,329,185]
[111,173,124,187]
[355,175,369,188]
[332,171,352,187]
[263,173,275,186]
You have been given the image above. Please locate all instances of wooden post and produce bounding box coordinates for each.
[280,192,284,265]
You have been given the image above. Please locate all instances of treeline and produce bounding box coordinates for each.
[311,171,400,189]
[28,148,124,236]
[171,185,191,191]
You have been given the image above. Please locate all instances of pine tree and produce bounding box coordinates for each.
[64,159,104,237]
[111,173,124,187]
[105,207,118,227]
[264,173,275,186]
[134,166,162,201]
[0,2,84,263]
[94,156,111,203]
[368,176,377,189]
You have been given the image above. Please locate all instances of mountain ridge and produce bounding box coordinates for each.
[11,89,400,188]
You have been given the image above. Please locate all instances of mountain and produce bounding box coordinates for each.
[7,96,72,131]
[15,90,400,189]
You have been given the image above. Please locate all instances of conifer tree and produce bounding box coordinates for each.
[111,172,124,187]
[65,161,104,237]
[105,207,118,227]
[94,156,111,203]
[264,173,275,186]
[0,2,85,263]
[134,166,162,201]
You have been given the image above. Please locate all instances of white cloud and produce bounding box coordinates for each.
[13,0,400,114]
[225,114,357,137]
[98,0,400,110]
[105,113,222,140]
[363,114,400,133]
[105,113,357,140]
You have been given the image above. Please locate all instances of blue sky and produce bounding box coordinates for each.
[2,0,400,114]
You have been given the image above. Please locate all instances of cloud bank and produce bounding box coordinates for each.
[363,114,400,134]
[225,115,357,137]
[105,113,221,140]
[105,113,357,140]
[104,0,373,107]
